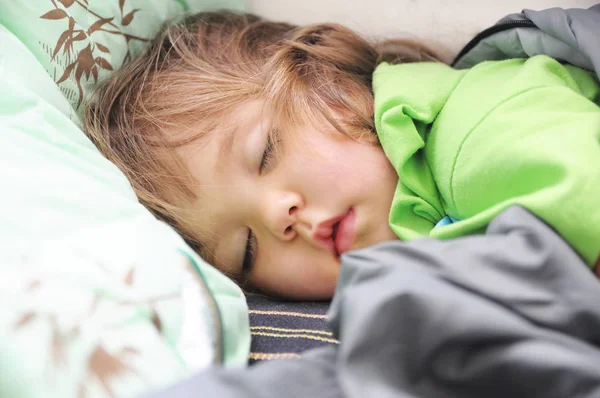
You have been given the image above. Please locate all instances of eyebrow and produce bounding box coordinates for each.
[215,126,238,173]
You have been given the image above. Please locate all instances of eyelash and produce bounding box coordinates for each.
[242,230,256,274]
[259,133,277,174]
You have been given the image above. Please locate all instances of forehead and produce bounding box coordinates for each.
[177,99,264,176]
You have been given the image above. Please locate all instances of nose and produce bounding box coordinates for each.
[262,190,304,241]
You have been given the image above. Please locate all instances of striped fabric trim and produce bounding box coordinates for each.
[251,331,339,344]
[248,310,327,319]
[246,294,333,364]
[249,352,301,360]
[251,326,334,336]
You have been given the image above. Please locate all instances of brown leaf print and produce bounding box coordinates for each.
[96,42,109,53]
[73,31,87,40]
[121,9,140,26]
[124,268,135,286]
[52,30,71,60]
[63,31,87,57]
[77,44,95,69]
[26,280,42,291]
[88,346,140,396]
[95,57,113,71]
[42,0,150,108]
[58,0,75,7]
[75,64,84,82]
[15,312,37,329]
[41,9,68,20]
[151,311,163,333]
[56,61,76,83]
[87,17,114,34]
[120,347,140,357]
[52,328,68,367]
[49,316,81,369]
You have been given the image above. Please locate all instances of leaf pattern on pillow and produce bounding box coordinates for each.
[40,0,149,108]
[3,247,197,398]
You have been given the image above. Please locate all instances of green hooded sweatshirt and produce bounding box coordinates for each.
[373,55,600,267]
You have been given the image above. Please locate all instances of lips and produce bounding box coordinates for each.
[312,208,357,257]
[332,208,356,256]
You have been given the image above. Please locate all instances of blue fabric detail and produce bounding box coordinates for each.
[435,215,458,228]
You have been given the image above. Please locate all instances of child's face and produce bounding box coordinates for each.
[179,101,398,299]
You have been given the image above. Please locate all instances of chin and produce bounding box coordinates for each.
[272,275,339,301]
[267,285,335,301]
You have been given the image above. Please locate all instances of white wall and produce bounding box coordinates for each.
[249,0,598,60]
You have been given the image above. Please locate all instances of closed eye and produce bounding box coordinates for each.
[259,129,282,174]
[259,134,275,173]
[242,229,256,274]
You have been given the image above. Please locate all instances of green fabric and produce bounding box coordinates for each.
[0,0,245,118]
[374,56,600,266]
[0,1,250,397]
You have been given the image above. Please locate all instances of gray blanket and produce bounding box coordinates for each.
[146,5,600,398]
[148,208,600,398]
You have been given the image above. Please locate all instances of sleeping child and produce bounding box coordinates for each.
[84,11,600,300]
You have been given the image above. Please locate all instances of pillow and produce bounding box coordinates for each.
[0,1,249,397]
[0,0,245,120]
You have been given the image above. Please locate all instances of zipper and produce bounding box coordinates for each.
[452,20,537,67]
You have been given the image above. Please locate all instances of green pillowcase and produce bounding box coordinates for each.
[0,0,245,118]
[0,1,249,397]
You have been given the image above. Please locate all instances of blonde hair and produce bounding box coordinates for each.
[84,11,443,258]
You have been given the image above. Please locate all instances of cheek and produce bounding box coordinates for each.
[328,145,393,189]
[288,141,361,183]
[251,247,340,300]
